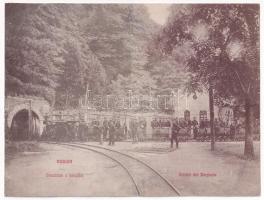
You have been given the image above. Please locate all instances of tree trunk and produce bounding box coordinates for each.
[244,97,255,159]
[209,86,215,151]
[28,99,32,140]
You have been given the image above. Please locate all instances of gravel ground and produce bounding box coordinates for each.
[5,143,136,196]
[5,141,260,196]
[101,141,260,196]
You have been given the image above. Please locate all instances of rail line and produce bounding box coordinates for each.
[48,142,140,195]
[47,142,181,196]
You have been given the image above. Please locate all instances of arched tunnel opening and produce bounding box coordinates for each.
[10,109,40,141]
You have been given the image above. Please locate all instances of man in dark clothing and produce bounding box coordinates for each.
[131,119,138,144]
[187,120,192,135]
[123,122,128,139]
[78,122,87,141]
[159,119,162,128]
[115,119,121,140]
[171,121,180,148]
[151,119,155,129]
[102,118,108,140]
[166,120,171,127]
[92,120,100,142]
[192,118,199,139]
[230,122,236,140]
[108,120,116,146]
[151,118,159,129]
[98,121,104,145]
[192,118,198,127]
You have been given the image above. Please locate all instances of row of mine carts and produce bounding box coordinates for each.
[41,120,127,142]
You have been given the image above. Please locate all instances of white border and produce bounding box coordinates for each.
[0,1,263,200]
[2,0,264,3]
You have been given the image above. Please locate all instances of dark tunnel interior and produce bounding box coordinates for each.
[10,109,40,140]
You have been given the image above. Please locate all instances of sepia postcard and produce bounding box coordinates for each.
[4,3,260,197]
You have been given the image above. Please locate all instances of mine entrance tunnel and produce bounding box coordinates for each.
[10,109,40,140]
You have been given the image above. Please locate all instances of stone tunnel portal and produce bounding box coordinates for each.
[9,109,40,141]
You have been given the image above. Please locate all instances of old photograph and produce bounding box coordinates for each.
[5,3,260,196]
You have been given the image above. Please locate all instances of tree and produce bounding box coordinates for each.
[84,5,158,84]
[146,35,193,114]
[6,4,159,110]
[5,4,95,104]
[156,4,259,158]
[55,37,106,109]
[5,4,61,103]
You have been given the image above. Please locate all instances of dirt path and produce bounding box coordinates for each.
[114,141,260,196]
[5,143,136,196]
[5,141,260,196]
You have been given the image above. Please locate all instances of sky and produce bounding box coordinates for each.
[146,4,171,25]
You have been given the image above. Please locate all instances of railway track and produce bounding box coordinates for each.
[48,142,181,196]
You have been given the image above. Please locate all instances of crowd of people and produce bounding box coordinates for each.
[42,116,148,145]
[83,117,126,145]
[42,114,243,145]
[151,117,243,147]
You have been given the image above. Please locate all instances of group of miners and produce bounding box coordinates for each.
[151,117,199,130]
[42,115,148,144]
[42,114,241,148]
[92,117,147,145]
[91,117,122,146]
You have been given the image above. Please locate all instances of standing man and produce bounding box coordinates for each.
[102,117,108,141]
[74,121,80,141]
[108,119,116,146]
[115,118,121,140]
[140,119,147,141]
[92,119,100,144]
[230,121,236,140]
[193,124,199,140]
[192,117,198,139]
[123,122,128,140]
[171,120,180,148]
[131,118,138,144]
[98,120,104,145]
[138,119,144,142]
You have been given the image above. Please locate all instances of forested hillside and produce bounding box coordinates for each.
[5,4,160,108]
